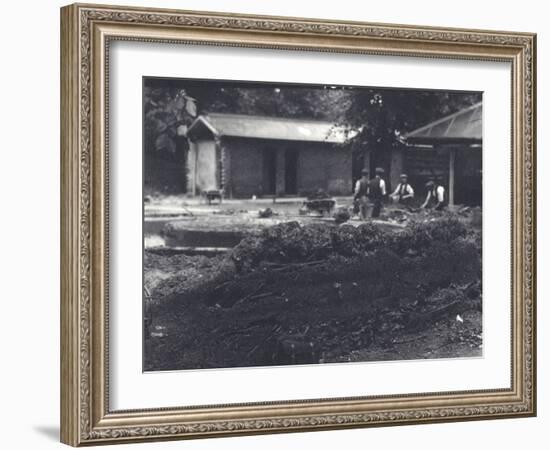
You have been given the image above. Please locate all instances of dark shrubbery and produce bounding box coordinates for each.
[231,215,472,272]
[389,216,469,254]
[231,221,386,271]
[333,207,351,224]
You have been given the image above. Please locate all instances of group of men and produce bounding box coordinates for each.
[353,167,446,220]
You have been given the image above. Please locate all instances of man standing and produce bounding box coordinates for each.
[368,167,386,218]
[354,168,370,220]
[390,173,414,207]
[421,179,446,211]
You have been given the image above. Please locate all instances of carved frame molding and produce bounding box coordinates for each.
[60,3,536,446]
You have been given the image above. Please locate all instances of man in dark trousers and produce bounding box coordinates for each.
[353,168,370,220]
[421,178,446,211]
[390,173,415,207]
[368,167,387,218]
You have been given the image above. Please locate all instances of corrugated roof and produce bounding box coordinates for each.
[404,102,482,144]
[187,113,358,144]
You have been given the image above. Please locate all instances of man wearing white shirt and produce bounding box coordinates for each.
[390,173,414,206]
[354,168,370,220]
[421,179,446,211]
[368,167,386,218]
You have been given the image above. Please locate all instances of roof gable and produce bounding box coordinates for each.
[404,102,482,144]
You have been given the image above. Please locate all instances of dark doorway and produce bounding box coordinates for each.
[455,148,482,206]
[263,148,277,195]
[285,149,298,195]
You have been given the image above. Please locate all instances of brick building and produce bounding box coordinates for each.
[183,104,481,205]
[185,113,358,198]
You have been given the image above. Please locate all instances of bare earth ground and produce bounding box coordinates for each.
[143,196,482,372]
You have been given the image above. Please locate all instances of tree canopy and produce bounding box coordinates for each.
[143,77,481,158]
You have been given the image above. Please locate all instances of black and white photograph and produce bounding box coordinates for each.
[143,77,483,372]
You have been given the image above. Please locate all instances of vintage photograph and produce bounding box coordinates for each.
[143,78,483,372]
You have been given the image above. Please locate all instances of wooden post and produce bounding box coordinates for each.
[448,148,456,206]
[193,142,198,197]
[187,141,198,197]
[276,148,286,196]
[363,149,371,175]
[390,148,404,194]
[222,142,232,199]
[214,137,222,190]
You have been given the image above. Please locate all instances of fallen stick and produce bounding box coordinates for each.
[407,300,463,330]
[266,261,327,272]
[264,259,327,268]
[248,292,279,301]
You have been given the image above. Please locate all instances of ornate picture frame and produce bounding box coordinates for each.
[60,3,536,446]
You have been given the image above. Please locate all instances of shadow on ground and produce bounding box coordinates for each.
[33,425,59,441]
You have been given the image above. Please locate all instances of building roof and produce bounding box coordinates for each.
[186,113,358,144]
[403,102,482,145]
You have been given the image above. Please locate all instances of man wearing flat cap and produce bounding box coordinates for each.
[390,173,414,207]
[421,178,446,211]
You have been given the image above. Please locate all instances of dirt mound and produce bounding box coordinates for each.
[144,215,481,371]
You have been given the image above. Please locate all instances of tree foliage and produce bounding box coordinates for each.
[143,86,197,154]
[340,89,481,155]
[143,78,481,162]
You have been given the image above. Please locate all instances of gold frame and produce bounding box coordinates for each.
[60,3,537,446]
